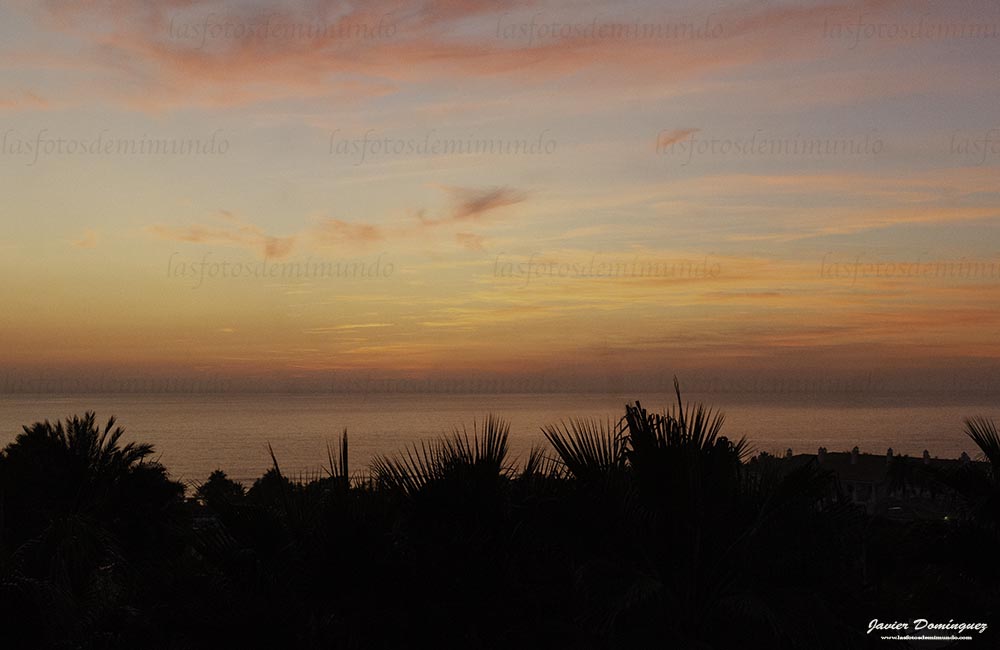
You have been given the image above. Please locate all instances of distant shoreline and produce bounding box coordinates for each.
[1,389,997,407]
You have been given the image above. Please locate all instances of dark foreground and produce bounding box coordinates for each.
[1,387,998,649]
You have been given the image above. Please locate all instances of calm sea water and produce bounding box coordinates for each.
[1,392,995,487]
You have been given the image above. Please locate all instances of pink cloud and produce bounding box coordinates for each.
[449,186,527,221]
[419,186,527,227]
[11,0,917,110]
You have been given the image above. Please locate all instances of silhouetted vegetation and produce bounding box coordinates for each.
[1,384,998,649]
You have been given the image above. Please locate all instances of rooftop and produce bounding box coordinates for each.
[761,447,979,483]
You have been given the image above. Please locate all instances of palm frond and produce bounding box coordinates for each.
[371,415,511,496]
[625,378,747,460]
[371,439,440,495]
[964,416,1000,476]
[521,444,563,480]
[541,417,625,481]
[443,413,511,473]
[325,428,350,489]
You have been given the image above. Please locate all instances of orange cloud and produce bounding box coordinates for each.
[312,218,384,245]
[656,128,699,151]
[71,229,99,249]
[456,232,485,251]
[0,91,49,111]
[263,236,295,259]
[148,211,296,259]
[148,187,521,259]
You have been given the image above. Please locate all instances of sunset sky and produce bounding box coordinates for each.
[1,0,999,392]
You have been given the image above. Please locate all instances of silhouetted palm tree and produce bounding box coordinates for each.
[8,402,1000,649]
[965,416,1000,477]
[927,416,1000,527]
[538,381,859,648]
[0,412,185,649]
[371,414,512,497]
[541,417,626,481]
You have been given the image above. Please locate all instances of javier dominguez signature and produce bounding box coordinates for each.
[868,618,988,639]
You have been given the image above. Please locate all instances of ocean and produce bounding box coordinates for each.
[1,392,995,487]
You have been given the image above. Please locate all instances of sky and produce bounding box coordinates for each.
[1,0,999,394]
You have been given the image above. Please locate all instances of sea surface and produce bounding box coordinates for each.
[1,392,996,487]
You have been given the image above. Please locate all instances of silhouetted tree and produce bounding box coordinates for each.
[3,399,999,649]
[0,412,186,649]
[196,469,246,509]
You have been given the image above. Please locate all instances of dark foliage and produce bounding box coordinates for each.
[1,392,998,649]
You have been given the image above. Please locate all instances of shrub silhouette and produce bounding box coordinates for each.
[1,391,998,649]
[196,469,245,509]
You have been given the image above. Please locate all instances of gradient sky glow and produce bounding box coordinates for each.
[2,0,1000,392]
